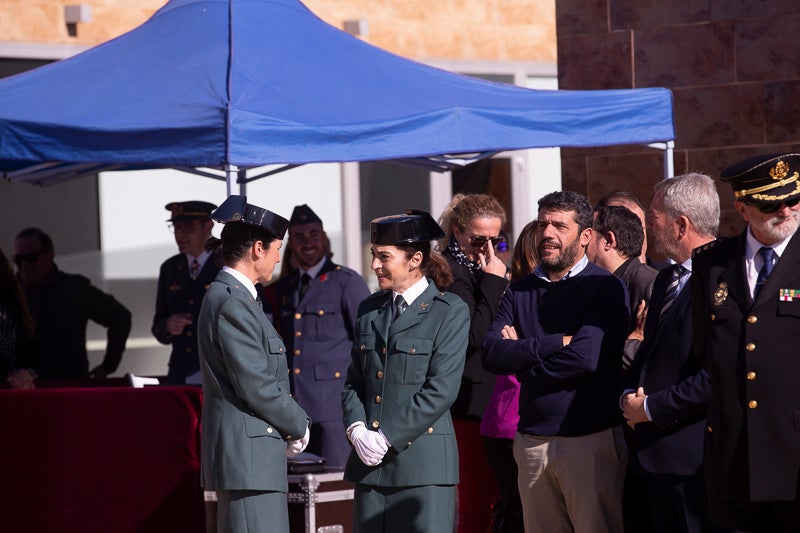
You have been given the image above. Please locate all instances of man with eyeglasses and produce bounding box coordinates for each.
[692,153,800,531]
[152,201,220,384]
[13,227,131,381]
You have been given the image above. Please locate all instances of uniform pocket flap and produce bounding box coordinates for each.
[267,337,286,355]
[243,415,281,439]
[778,301,800,318]
[358,334,376,351]
[395,337,433,355]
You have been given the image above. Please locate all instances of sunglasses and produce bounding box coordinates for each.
[495,240,509,252]
[744,197,800,214]
[12,252,41,265]
[468,234,502,248]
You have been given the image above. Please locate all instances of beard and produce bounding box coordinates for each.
[750,210,800,243]
[539,236,581,274]
[653,231,681,263]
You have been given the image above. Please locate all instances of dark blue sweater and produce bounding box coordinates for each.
[482,262,628,436]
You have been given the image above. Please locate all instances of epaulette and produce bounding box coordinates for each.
[433,290,462,307]
[692,238,722,258]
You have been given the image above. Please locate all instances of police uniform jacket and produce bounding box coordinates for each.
[273,258,370,423]
[692,230,800,503]
[152,253,221,383]
[626,263,710,476]
[342,282,469,487]
[198,270,308,492]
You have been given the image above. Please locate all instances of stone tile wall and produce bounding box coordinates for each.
[556,0,800,239]
[0,0,557,63]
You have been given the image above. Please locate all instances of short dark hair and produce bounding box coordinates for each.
[219,221,279,266]
[595,190,646,213]
[593,205,644,259]
[537,191,593,232]
[15,227,54,253]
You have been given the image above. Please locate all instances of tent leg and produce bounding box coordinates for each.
[648,141,675,180]
[225,164,237,197]
[238,168,247,196]
[224,165,247,196]
[664,140,674,179]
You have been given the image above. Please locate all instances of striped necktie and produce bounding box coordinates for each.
[190,258,200,280]
[754,247,776,298]
[660,264,686,319]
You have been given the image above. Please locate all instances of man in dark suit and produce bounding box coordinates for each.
[692,153,800,531]
[587,204,658,373]
[271,204,370,468]
[622,173,720,532]
[199,196,309,533]
[151,200,220,384]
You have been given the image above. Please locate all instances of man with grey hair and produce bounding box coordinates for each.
[622,173,719,532]
[693,153,800,531]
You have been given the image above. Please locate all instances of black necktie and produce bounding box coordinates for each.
[754,247,776,298]
[299,273,311,301]
[660,264,686,319]
[190,259,200,280]
[393,295,407,322]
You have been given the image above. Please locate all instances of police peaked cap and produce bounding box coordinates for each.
[720,152,800,205]
[165,200,217,222]
[289,204,323,227]
[211,195,289,240]
[370,209,445,245]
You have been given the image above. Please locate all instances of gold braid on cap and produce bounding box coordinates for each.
[734,173,800,200]
[734,158,800,200]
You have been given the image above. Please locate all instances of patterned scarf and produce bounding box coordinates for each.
[445,235,481,276]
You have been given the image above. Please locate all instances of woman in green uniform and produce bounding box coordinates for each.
[342,210,470,533]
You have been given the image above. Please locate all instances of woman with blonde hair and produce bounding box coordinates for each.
[437,193,508,419]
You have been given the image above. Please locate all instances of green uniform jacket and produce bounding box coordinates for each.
[199,270,308,492]
[342,281,469,487]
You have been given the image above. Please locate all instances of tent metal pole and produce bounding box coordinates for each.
[225,164,237,196]
[341,162,363,276]
[665,140,675,179]
[647,141,675,180]
[238,168,247,196]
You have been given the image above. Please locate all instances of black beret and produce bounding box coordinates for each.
[164,200,217,222]
[371,209,445,245]
[289,204,323,227]
[211,195,289,240]
[720,152,800,204]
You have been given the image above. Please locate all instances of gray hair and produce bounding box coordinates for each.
[653,173,720,238]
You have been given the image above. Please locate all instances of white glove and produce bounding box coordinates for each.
[286,424,311,458]
[348,423,389,466]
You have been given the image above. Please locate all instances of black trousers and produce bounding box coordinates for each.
[483,436,524,533]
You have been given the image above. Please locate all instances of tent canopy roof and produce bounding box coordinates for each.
[0,0,674,185]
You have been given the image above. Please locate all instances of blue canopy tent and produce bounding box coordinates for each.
[0,0,675,191]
